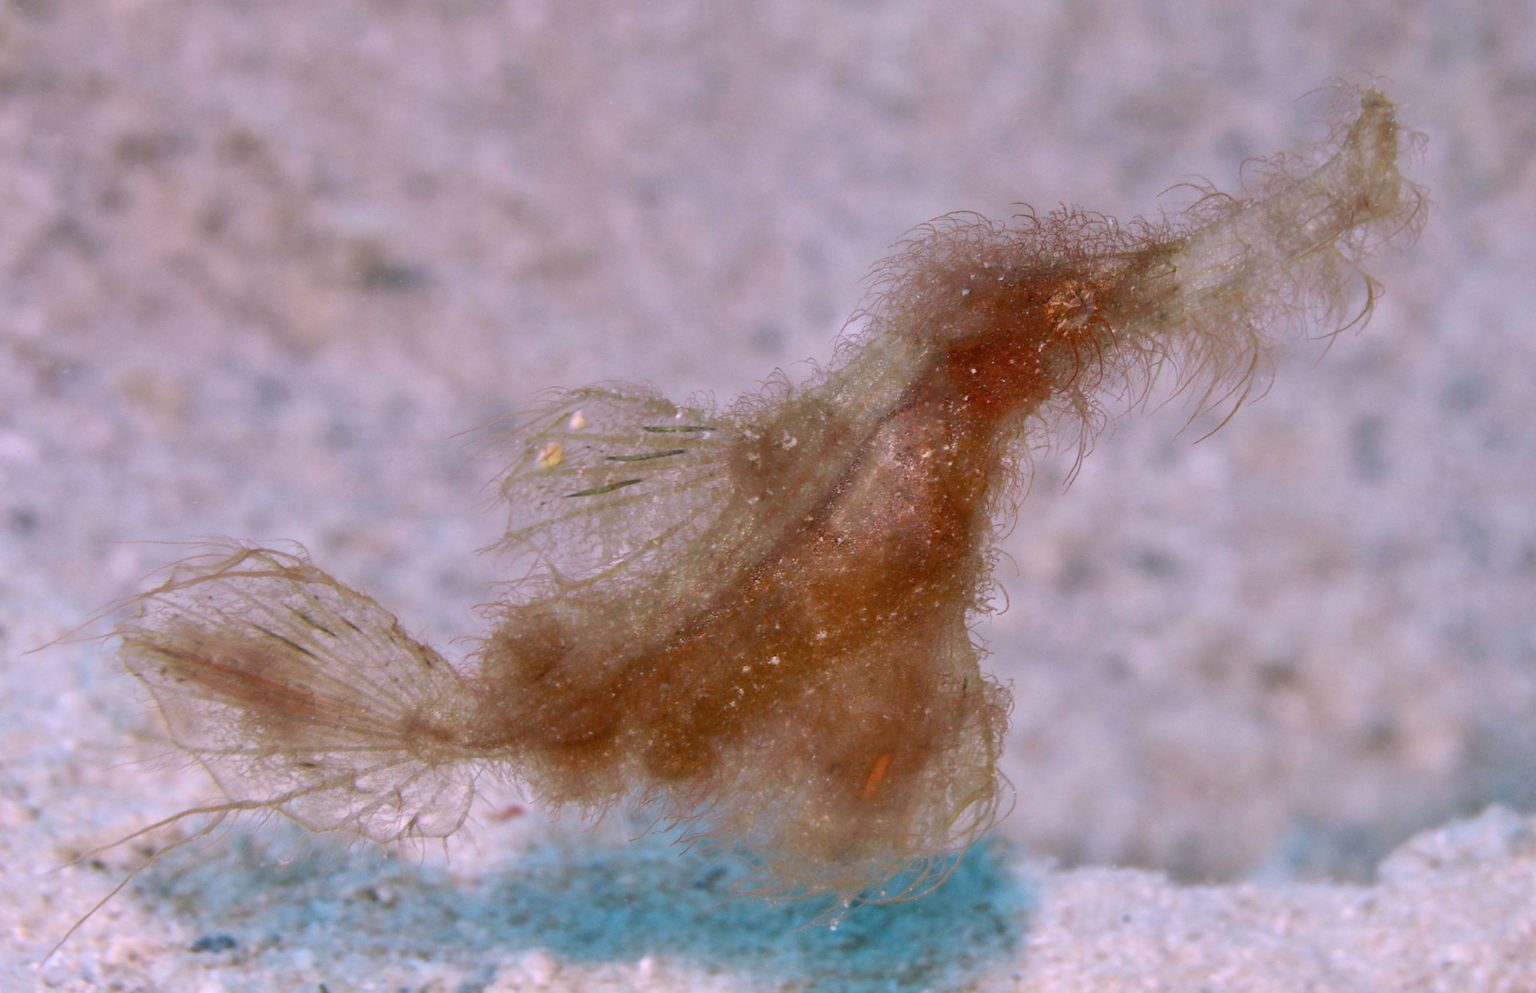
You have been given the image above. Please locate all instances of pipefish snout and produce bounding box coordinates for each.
[68,84,1424,952]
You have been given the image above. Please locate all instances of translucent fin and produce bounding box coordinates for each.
[662,608,1012,906]
[116,545,479,843]
[492,386,738,593]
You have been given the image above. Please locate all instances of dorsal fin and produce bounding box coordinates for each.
[492,385,739,595]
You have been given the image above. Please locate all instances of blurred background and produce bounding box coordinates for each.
[1,0,1532,976]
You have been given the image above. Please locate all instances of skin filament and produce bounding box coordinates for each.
[84,85,1423,943]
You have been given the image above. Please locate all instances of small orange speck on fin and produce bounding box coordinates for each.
[536,442,564,469]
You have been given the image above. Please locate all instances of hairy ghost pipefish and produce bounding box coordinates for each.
[63,85,1425,955]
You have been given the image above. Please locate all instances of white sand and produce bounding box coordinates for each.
[3,1,1533,990]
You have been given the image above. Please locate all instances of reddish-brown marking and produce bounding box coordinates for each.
[860,753,894,799]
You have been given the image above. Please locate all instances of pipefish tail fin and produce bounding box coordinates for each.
[115,544,480,843]
[492,385,738,593]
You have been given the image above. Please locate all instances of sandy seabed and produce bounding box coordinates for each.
[3,2,1534,990]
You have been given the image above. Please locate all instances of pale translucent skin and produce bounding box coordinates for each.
[106,87,1424,923]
